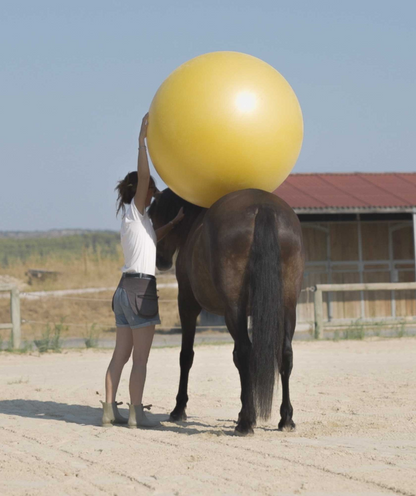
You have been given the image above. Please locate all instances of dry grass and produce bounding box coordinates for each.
[0,249,125,291]
[0,254,180,343]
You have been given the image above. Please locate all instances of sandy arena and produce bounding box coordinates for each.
[0,338,415,495]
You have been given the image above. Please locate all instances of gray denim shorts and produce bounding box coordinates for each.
[113,287,161,329]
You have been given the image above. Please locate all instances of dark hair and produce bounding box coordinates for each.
[115,172,157,217]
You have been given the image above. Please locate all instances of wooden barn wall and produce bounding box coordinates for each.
[297,220,415,324]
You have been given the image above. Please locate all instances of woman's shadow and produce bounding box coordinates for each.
[0,399,234,436]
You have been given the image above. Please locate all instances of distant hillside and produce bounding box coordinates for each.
[0,231,121,267]
[0,229,118,239]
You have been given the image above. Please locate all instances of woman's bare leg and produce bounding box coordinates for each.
[105,327,133,403]
[130,325,155,405]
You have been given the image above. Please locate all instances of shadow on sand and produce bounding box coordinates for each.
[0,399,236,436]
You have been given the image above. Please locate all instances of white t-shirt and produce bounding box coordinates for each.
[120,200,157,276]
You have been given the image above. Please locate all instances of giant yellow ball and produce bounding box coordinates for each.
[147,51,303,207]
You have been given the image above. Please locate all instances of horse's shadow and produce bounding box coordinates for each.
[0,400,235,436]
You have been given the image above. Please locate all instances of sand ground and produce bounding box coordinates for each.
[0,338,415,496]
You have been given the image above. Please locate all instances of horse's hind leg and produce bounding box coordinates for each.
[278,308,296,431]
[170,288,201,422]
[225,306,255,436]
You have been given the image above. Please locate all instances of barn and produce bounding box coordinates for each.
[200,172,416,330]
[276,173,416,328]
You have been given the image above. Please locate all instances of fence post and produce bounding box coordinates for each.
[314,287,324,339]
[10,288,21,350]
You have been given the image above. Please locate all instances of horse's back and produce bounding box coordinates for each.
[188,189,304,311]
[206,188,303,252]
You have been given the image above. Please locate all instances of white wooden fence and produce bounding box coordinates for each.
[0,284,21,349]
[2,281,415,347]
[313,282,416,338]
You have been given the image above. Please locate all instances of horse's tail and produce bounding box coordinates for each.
[248,205,283,420]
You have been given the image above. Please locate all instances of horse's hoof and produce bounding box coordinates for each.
[234,425,254,437]
[169,410,187,422]
[278,419,296,432]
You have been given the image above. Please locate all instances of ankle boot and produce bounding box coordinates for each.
[127,403,161,429]
[101,401,128,426]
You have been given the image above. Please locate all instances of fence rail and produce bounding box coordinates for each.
[0,284,21,349]
[313,282,416,339]
[3,282,416,348]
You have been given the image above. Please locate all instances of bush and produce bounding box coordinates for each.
[34,318,67,352]
[84,323,100,348]
[342,319,365,340]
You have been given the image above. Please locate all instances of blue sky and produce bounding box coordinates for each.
[1,1,415,231]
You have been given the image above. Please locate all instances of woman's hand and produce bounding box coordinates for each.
[156,207,185,242]
[172,207,185,226]
[139,112,149,145]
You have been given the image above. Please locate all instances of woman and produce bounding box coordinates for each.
[101,113,184,428]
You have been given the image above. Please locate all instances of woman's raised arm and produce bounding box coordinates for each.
[134,113,151,215]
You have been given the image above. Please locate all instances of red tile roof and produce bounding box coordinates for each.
[275,173,416,211]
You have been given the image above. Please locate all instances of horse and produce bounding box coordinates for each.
[148,188,305,435]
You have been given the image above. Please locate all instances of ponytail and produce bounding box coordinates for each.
[115,172,157,217]
[115,171,137,217]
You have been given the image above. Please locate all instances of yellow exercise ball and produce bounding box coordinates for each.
[147,51,303,207]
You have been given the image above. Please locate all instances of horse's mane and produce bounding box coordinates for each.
[148,188,205,226]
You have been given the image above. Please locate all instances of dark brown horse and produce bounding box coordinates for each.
[149,188,304,435]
